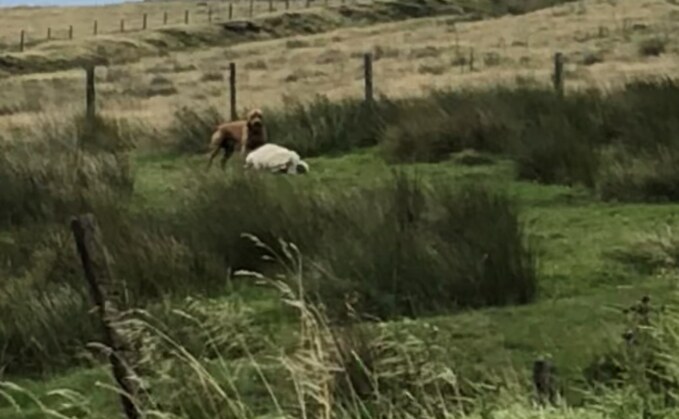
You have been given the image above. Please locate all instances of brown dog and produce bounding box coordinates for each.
[207,108,267,169]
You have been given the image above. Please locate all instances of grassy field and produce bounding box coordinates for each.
[1,0,676,133]
[3,0,679,417]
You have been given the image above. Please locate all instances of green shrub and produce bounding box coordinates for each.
[583,297,679,415]
[172,169,323,271]
[0,115,134,228]
[301,173,537,320]
[513,114,600,188]
[596,146,679,202]
[264,95,386,157]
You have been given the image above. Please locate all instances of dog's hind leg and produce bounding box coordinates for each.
[220,149,233,170]
[207,146,221,169]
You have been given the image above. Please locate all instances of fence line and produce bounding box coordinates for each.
[3,0,359,53]
[78,47,566,131]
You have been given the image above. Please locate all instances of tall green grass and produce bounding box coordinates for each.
[3,246,677,419]
[0,114,537,374]
[169,79,679,202]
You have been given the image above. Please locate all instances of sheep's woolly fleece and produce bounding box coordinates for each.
[245,143,309,174]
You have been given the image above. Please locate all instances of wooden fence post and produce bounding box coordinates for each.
[269,0,273,12]
[86,65,96,121]
[229,62,237,121]
[285,0,290,9]
[229,3,233,19]
[69,25,74,40]
[163,11,168,25]
[306,0,310,7]
[185,9,190,24]
[208,7,213,23]
[70,214,141,419]
[94,20,98,35]
[143,13,148,30]
[47,27,51,41]
[249,0,254,17]
[553,52,564,96]
[19,30,25,52]
[120,19,125,33]
[532,359,557,406]
[364,53,373,104]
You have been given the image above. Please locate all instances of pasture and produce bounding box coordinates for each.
[3,0,679,417]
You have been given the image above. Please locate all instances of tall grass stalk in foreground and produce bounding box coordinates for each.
[4,240,679,418]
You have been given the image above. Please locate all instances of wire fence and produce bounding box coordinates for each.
[0,0,361,53]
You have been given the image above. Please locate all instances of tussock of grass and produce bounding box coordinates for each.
[372,79,679,202]
[168,104,223,154]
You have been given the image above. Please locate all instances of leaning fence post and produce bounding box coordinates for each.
[228,3,233,19]
[553,52,564,96]
[163,11,168,25]
[47,27,51,40]
[185,9,190,24]
[85,65,96,121]
[69,25,74,40]
[120,19,125,33]
[70,214,141,419]
[229,62,237,121]
[364,53,374,104]
[143,13,148,30]
[532,359,557,406]
[19,30,25,52]
[93,20,98,35]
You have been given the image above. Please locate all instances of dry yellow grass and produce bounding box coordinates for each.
[1,0,678,141]
[0,0,337,48]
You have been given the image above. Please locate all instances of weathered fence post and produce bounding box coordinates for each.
[69,25,74,40]
[306,0,310,7]
[553,52,564,96]
[208,7,213,23]
[269,0,273,12]
[364,52,373,104]
[163,11,168,25]
[86,65,96,121]
[185,9,190,24]
[229,62,237,121]
[70,214,141,419]
[532,359,557,406]
[19,30,25,52]
[229,3,233,19]
[142,13,148,30]
[249,0,254,17]
[47,27,51,40]
[120,19,125,33]
[285,0,290,9]
[93,20,98,35]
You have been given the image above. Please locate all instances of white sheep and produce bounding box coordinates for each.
[244,143,309,174]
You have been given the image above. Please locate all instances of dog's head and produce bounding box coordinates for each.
[246,108,264,134]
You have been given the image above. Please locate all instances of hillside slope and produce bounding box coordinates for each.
[0,0,575,76]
